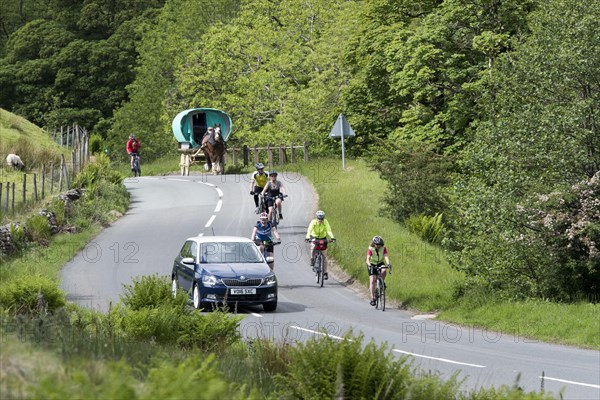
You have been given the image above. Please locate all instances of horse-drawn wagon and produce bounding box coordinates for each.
[172,108,232,175]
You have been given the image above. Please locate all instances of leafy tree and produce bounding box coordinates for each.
[342,0,535,155]
[109,0,240,161]
[449,0,600,301]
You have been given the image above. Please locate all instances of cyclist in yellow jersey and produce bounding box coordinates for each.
[366,235,391,306]
[250,162,269,214]
[305,210,336,280]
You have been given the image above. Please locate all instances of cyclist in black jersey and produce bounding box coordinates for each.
[261,171,286,221]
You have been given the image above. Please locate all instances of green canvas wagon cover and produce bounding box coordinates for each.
[172,108,232,148]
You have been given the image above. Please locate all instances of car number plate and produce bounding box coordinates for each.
[230,288,256,295]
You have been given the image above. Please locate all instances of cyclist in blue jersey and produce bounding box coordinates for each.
[251,212,281,262]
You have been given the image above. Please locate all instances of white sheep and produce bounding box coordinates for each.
[6,154,25,170]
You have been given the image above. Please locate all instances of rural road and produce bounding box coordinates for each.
[60,173,600,399]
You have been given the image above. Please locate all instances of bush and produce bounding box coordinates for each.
[368,140,453,222]
[405,213,445,244]
[0,274,66,313]
[25,214,51,244]
[120,274,184,311]
[274,333,461,399]
[178,310,242,352]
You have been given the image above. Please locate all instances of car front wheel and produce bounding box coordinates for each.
[171,276,178,298]
[193,284,201,309]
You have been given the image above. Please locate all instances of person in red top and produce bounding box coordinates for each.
[126,134,141,170]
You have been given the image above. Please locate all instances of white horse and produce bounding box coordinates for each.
[6,154,25,170]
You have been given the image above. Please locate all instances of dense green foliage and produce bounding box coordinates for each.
[448,0,600,300]
[1,0,597,304]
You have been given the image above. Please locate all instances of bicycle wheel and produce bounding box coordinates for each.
[316,253,324,287]
[374,279,381,309]
[379,277,386,311]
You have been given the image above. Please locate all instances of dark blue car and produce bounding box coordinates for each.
[171,236,278,312]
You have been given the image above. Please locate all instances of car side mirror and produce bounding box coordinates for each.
[182,257,195,266]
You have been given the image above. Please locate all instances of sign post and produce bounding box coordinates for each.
[329,114,355,170]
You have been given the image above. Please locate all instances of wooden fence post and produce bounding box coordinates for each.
[243,145,249,167]
[280,145,287,165]
[291,142,296,163]
[59,155,64,192]
[41,164,46,198]
[11,182,15,213]
[33,173,38,203]
[50,164,55,193]
[22,174,27,207]
[253,145,259,164]
[231,146,237,166]
[303,142,309,162]
[5,182,9,213]
[267,143,273,168]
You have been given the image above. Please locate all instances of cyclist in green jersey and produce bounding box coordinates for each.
[305,210,336,280]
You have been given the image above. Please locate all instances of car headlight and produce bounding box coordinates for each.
[202,274,219,286]
[264,274,277,286]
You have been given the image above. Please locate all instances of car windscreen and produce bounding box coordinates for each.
[199,242,263,263]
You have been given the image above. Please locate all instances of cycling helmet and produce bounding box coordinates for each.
[316,210,325,220]
[129,134,135,139]
[372,236,384,246]
[269,171,278,176]
[255,162,264,170]
[259,212,268,220]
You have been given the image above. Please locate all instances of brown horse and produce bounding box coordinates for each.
[201,124,226,174]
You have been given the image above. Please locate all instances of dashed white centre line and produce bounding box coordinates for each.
[393,349,486,368]
[205,215,216,227]
[214,200,222,213]
[540,376,600,389]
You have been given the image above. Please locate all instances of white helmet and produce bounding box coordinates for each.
[316,210,325,220]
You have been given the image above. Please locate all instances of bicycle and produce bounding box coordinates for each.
[371,264,391,311]
[310,238,335,287]
[255,239,281,270]
[131,152,141,177]
[263,194,287,227]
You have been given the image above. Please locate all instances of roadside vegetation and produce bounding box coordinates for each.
[0,147,562,398]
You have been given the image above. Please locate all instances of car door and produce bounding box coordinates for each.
[177,240,196,292]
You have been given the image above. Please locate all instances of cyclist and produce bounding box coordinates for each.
[261,171,286,221]
[251,212,281,265]
[305,210,336,280]
[126,134,141,171]
[366,235,391,306]
[250,162,269,214]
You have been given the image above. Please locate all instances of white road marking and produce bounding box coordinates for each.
[393,349,486,368]
[214,200,222,212]
[216,187,223,197]
[205,215,216,227]
[169,178,189,182]
[541,376,600,389]
[250,313,262,318]
[289,325,345,341]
